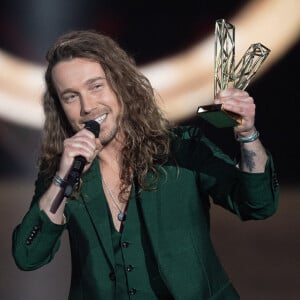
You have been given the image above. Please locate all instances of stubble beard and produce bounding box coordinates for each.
[100,115,122,146]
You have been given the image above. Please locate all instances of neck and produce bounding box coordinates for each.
[97,131,124,167]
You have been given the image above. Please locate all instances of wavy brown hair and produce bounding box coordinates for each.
[40,30,171,199]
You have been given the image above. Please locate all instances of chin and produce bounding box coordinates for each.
[101,127,119,145]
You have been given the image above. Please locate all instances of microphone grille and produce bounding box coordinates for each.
[85,120,100,137]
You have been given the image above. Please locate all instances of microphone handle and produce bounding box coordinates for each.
[63,155,86,197]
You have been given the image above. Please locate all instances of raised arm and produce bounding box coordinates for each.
[214,88,268,173]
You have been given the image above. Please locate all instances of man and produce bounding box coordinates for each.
[12,30,279,299]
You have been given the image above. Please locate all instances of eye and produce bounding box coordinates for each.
[92,83,103,90]
[62,93,78,103]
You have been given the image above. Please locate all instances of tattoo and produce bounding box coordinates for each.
[242,149,256,171]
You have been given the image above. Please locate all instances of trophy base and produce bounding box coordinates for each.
[197,104,242,128]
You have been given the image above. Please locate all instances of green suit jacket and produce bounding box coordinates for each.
[12,127,279,299]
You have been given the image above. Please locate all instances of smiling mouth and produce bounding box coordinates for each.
[94,114,107,124]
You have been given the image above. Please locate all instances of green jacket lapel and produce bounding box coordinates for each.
[80,160,115,268]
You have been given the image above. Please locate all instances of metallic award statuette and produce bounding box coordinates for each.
[197,19,271,128]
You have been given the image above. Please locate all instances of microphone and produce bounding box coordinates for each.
[63,120,100,197]
[50,119,100,213]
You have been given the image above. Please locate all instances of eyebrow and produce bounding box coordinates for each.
[60,76,106,96]
[85,76,106,85]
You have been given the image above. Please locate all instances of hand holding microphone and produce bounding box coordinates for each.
[50,120,100,213]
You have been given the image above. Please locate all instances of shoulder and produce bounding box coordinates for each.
[169,125,204,142]
[168,125,235,167]
[168,125,207,164]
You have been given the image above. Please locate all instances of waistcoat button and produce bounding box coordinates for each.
[128,288,136,295]
[109,271,116,281]
[121,241,129,248]
[126,264,134,272]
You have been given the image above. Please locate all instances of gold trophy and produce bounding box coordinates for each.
[197,19,270,127]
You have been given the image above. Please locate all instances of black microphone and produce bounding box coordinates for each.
[64,120,100,197]
[50,120,100,213]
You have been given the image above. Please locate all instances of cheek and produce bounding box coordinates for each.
[66,119,79,133]
[112,97,122,115]
[69,120,79,131]
[62,108,80,131]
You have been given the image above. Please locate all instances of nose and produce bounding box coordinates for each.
[80,93,96,115]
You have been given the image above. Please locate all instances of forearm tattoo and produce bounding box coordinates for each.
[241,149,256,171]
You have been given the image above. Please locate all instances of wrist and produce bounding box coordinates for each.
[52,173,68,188]
[235,129,260,143]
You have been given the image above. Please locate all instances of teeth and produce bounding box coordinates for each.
[95,114,106,124]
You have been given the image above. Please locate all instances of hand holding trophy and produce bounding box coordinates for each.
[197,19,270,127]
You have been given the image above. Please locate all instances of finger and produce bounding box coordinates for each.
[222,96,255,108]
[217,94,254,109]
[64,138,96,160]
[223,101,255,118]
[65,138,96,154]
[234,118,255,133]
[218,88,249,98]
[71,130,97,149]
[75,128,98,141]
[215,94,253,107]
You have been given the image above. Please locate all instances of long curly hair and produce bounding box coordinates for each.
[40,30,171,199]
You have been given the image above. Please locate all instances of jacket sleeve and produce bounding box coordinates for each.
[175,126,280,221]
[207,154,279,221]
[12,173,66,271]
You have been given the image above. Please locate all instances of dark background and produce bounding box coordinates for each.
[0,1,299,299]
